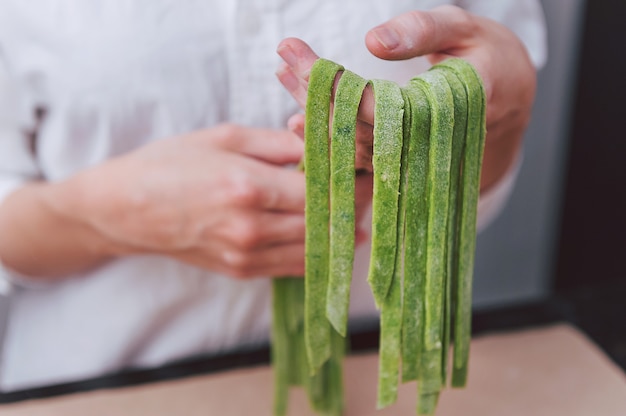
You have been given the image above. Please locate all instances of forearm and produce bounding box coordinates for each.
[0,126,309,281]
[0,179,120,280]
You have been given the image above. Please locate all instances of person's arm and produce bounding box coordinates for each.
[0,181,116,279]
[276,5,539,193]
[0,125,313,280]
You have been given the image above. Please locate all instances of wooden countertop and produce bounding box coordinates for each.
[2,324,626,415]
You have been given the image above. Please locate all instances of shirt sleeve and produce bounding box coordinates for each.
[0,52,42,293]
[456,0,548,69]
[0,55,40,205]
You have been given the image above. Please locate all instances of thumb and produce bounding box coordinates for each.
[365,5,476,60]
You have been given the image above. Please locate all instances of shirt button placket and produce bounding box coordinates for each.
[230,0,284,128]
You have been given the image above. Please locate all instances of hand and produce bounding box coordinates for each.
[276,5,536,191]
[58,124,371,279]
[0,123,372,279]
[277,46,377,172]
[55,124,307,278]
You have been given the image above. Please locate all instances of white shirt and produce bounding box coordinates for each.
[0,0,546,391]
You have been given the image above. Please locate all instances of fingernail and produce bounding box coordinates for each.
[372,27,400,50]
[287,113,304,131]
[277,45,297,66]
[277,66,300,91]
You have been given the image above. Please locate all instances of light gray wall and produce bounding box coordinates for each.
[472,0,586,308]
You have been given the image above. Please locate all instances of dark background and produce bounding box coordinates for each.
[552,0,626,372]
[554,0,626,291]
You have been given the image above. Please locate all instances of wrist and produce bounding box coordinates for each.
[0,176,124,278]
[480,128,524,193]
[43,170,131,260]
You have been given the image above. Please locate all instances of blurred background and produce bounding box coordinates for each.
[474,0,625,368]
[473,0,583,308]
[0,0,625,400]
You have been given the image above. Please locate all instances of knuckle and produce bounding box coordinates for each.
[216,123,239,139]
[438,4,464,16]
[230,215,263,250]
[222,249,253,278]
[408,6,475,43]
[440,5,476,33]
[437,4,467,20]
[228,174,263,207]
[213,123,241,147]
[406,10,438,39]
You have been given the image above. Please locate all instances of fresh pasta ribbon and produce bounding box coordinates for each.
[271,57,486,416]
[327,70,369,337]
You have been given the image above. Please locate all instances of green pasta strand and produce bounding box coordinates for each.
[285,278,305,334]
[271,279,291,416]
[328,329,346,415]
[304,58,344,374]
[401,82,431,383]
[287,279,306,387]
[413,71,454,351]
[417,391,440,416]
[377,261,403,409]
[273,56,486,416]
[368,79,405,409]
[434,58,486,388]
[307,330,345,416]
[377,78,409,401]
[411,71,454,408]
[295,321,309,387]
[435,66,468,386]
[327,70,368,337]
[367,79,405,308]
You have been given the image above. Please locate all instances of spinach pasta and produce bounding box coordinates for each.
[271,56,486,416]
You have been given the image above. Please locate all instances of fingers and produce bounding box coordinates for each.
[354,119,374,170]
[355,171,373,204]
[228,242,305,278]
[276,37,319,82]
[186,177,372,278]
[191,125,307,213]
[287,113,305,139]
[277,7,478,130]
[215,210,305,249]
[354,172,373,245]
[365,5,476,60]
[229,164,305,213]
[354,172,373,226]
[177,242,306,279]
[277,63,308,109]
[277,38,376,127]
[213,124,304,166]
